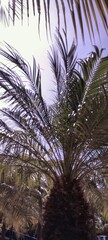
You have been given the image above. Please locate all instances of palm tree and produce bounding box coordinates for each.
[0,0,108,42]
[0,31,108,239]
[0,162,49,238]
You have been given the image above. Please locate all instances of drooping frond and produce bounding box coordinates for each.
[74,56,108,148]
[0,33,108,183]
[0,43,64,180]
[1,0,107,42]
[0,182,39,230]
[49,35,108,178]
[0,0,22,25]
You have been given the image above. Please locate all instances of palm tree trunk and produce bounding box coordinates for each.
[1,222,6,240]
[91,207,96,240]
[37,221,42,240]
[42,176,94,240]
[37,186,42,240]
[9,225,13,240]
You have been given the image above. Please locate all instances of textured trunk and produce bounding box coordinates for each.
[42,176,94,240]
[9,225,13,240]
[37,186,42,240]
[37,221,42,240]
[1,222,6,240]
[91,208,96,240]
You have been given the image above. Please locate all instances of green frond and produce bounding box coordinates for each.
[0,33,108,182]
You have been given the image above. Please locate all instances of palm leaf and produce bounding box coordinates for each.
[0,33,108,183]
[0,0,107,42]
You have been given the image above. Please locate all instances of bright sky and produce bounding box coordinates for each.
[0,1,107,105]
[0,23,54,106]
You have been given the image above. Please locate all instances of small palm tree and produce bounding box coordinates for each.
[82,169,108,236]
[0,162,48,238]
[0,0,108,42]
[0,31,108,239]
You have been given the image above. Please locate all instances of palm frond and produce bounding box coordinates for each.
[1,0,107,42]
[49,30,77,102]
[0,33,108,183]
[0,182,39,231]
[49,39,108,177]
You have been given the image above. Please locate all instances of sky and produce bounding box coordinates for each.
[0,10,53,104]
[0,1,108,105]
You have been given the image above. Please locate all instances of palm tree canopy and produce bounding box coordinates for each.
[0,31,108,183]
[0,0,108,42]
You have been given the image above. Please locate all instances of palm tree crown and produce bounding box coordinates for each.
[0,31,108,181]
[0,31,108,239]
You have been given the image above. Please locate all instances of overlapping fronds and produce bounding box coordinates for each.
[83,171,108,229]
[0,182,39,231]
[48,31,108,178]
[0,162,50,232]
[0,0,107,42]
[0,32,108,182]
[0,43,63,180]
[0,0,22,25]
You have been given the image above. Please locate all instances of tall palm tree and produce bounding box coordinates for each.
[0,31,108,239]
[0,0,108,42]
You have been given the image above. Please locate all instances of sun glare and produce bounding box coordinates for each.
[1,0,9,8]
